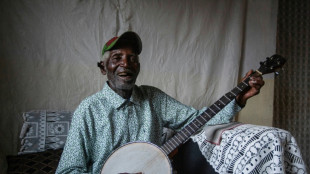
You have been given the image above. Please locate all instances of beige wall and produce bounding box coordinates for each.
[237,0,278,127]
[237,78,274,126]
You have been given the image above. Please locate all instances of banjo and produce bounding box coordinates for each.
[101,55,286,174]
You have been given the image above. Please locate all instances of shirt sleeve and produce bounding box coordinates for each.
[152,88,241,131]
[56,102,93,174]
[150,88,203,131]
[205,99,242,125]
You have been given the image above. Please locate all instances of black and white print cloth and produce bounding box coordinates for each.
[19,110,72,154]
[192,124,307,174]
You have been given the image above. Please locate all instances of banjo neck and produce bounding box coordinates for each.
[160,72,256,156]
[161,54,286,156]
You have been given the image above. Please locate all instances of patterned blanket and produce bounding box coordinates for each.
[192,124,308,174]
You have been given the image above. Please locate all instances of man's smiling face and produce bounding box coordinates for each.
[105,46,140,93]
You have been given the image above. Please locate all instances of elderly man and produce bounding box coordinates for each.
[56,31,264,173]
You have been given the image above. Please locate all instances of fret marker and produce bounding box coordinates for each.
[242,81,248,86]
[224,95,231,101]
[175,135,182,142]
[201,115,207,122]
[188,125,195,132]
[171,138,178,145]
[197,118,203,125]
[209,108,216,114]
[219,99,225,105]
[166,142,173,152]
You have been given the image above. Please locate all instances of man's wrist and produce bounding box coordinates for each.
[235,96,246,108]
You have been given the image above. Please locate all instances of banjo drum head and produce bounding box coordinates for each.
[101,142,172,174]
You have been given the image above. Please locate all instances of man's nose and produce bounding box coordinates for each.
[120,57,130,67]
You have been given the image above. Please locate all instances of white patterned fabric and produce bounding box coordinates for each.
[19,110,72,154]
[192,124,307,174]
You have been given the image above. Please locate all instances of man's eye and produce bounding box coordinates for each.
[112,57,121,61]
[130,56,139,62]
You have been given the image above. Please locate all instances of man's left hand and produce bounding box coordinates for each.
[235,70,265,107]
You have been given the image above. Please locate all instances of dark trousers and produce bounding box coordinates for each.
[172,139,218,174]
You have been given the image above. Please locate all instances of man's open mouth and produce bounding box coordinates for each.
[118,72,135,81]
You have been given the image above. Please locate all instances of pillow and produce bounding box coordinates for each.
[7,149,63,174]
[19,110,72,154]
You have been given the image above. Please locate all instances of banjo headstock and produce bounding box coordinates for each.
[256,54,286,75]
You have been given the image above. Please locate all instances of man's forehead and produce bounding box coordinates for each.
[110,47,137,55]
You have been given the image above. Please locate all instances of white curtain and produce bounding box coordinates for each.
[0,0,277,172]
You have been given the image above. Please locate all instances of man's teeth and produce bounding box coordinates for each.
[119,73,131,76]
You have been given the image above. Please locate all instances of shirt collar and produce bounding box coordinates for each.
[130,85,141,106]
[101,82,141,109]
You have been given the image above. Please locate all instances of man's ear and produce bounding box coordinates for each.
[98,61,107,75]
